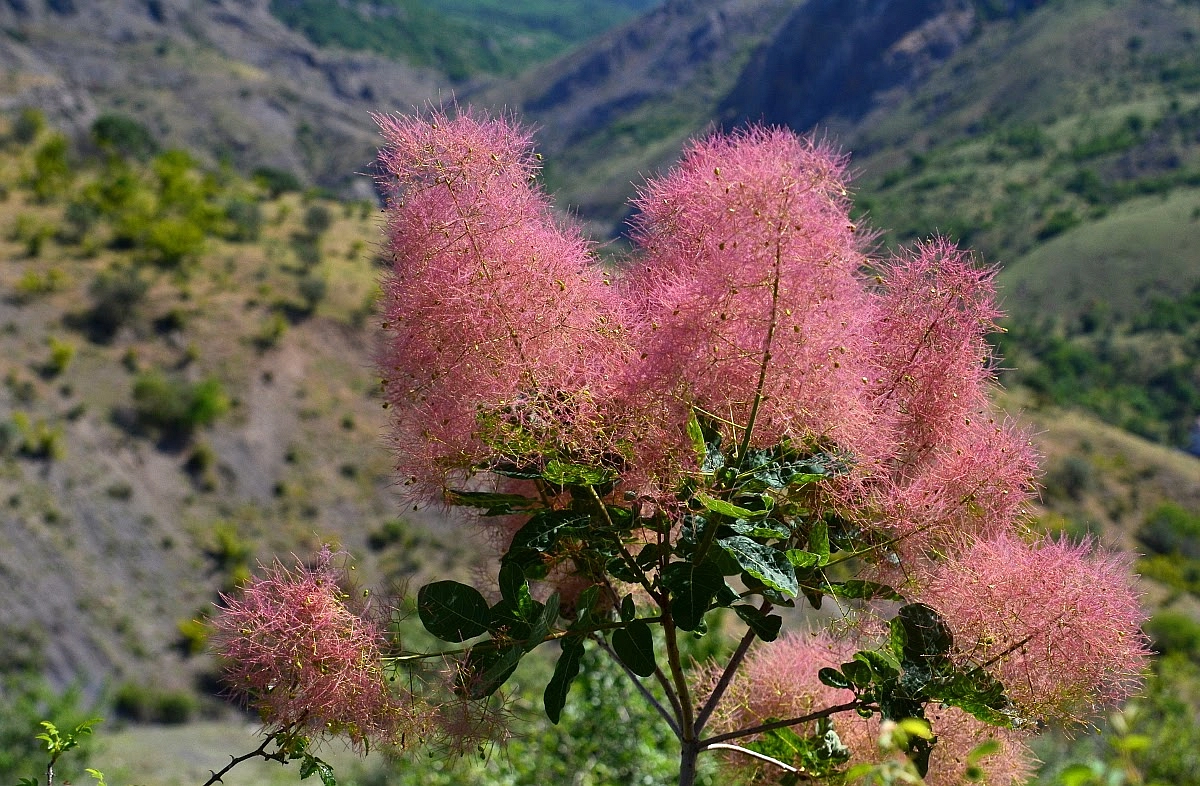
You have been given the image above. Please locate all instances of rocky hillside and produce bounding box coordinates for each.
[0,0,446,196]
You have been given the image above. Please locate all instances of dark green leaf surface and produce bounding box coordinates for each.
[733,604,783,641]
[612,620,656,677]
[718,535,799,597]
[544,638,585,724]
[416,581,490,642]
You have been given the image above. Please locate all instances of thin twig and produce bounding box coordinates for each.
[694,600,773,734]
[201,732,287,786]
[706,743,800,774]
[699,700,861,748]
[592,635,682,738]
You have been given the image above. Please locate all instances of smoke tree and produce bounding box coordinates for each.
[212,109,1149,786]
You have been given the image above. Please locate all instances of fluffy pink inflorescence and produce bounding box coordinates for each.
[699,629,858,737]
[914,532,1151,722]
[835,241,1040,558]
[375,109,630,498]
[621,127,880,484]
[703,632,1034,786]
[213,549,410,749]
[867,239,1003,469]
[837,707,1036,786]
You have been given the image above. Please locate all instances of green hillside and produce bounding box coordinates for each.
[269,0,659,80]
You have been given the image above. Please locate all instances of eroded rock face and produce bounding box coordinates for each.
[720,0,975,133]
[487,0,797,156]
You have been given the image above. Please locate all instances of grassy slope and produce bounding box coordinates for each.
[847,0,1200,316]
[0,128,474,697]
[269,0,660,80]
[998,187,1200,320]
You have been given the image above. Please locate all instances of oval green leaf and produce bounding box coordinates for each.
[417,581,490,642]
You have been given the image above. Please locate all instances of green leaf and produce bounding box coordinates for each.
[299,755,337,786]
[416,581,490,642]
[733,605,783,642]
[488,463,544,480]
[498,562,526,605]
[606,556,640,583]
[619,594,636,622]
[854,649,901,680]
[828,580,904,601]
[718,535,799,597]
[840,659,873,687]
[1059,764,1101,786]
[666,560,726,631]
[686,408,707,464]
[728,519,791,539]
[694,492,766,520]
[966,739,1001,764]
[444,490,541,515]
[938,667,1013,726]
[818,667,851,689]
[542,459,613,486]
[526,591,560,648]
[635,542,666,568]
[892,603,954,660]
[785,549,823,569]
[503,510,592,576]
[808,520,830,564]
[544,638,584,724]
[569,585,601,630]
[460,644,524,699]
[611,619,656,677]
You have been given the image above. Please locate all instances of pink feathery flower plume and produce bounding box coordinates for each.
[867,239,1003,471]
[837,707,1036,786]
[699,631,1034,786]
[858,415,1040,561]
[833,241,1038,560]
[375,109,630,498]
[915,532,1150,723]
[213,548,411,749]
[621,126,879,482]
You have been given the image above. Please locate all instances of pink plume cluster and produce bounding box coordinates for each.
[914,532,1151,722]
[621,128,878,476]
[375,109,629,496]
[696,630,857,736]
[700,632,1035,786]
[371,109,1147,759]
[213,549,412,749]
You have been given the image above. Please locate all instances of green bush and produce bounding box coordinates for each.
[142,216,206,268]
[252,166,303,198]
[91,113,159,161]
[222,197,263,242]
[1138,503,1200,559]
[1145,611,1200,659]
[13,268,67,301]
[84,264,149,341]
[11,107,45,145]
[7,411,65,460]
[28,132,72,201]
[297,271,328,312]
[303,203,332,237]
[43,336,75,377]
[131,371,230,439]
[112,682,197,725]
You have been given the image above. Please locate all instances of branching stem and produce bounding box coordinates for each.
[699,700,862,748]
[592,635,683,738]
[694,600,772,734]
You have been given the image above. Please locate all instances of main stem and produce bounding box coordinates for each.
[679,739,701,786]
